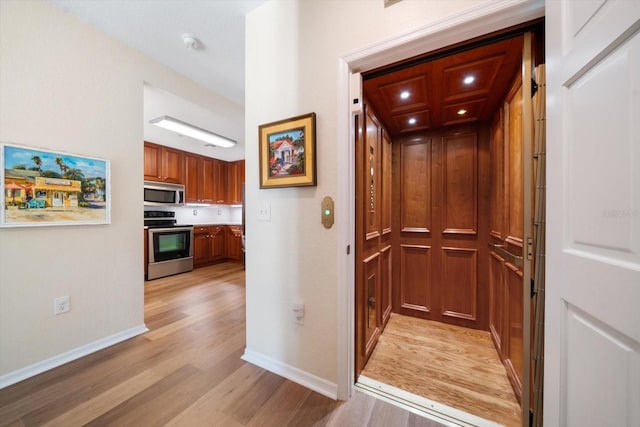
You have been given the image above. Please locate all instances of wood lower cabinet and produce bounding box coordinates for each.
[193,225,226,267]
[226,226,243,262]
[144,141,184,184]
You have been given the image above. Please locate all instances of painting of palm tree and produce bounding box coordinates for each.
[1,143,110,227]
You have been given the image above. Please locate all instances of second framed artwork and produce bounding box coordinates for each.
[259,112,316,189]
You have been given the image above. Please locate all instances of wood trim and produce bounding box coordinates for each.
[399,244,431,314]
[441,247,478,321]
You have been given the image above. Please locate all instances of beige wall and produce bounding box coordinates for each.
[244,0,501,391]
[0,0,242,381]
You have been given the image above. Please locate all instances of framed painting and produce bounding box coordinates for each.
[1,143,111,227]
[259,112,316,189]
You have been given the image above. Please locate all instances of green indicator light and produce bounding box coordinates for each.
[324,209,331,216]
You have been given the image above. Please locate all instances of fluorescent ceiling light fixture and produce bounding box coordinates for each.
[457,109,468,115]
[150,115,236,148]
[408,118,417,124]
[400,91,411,100]
[463,75,475,85]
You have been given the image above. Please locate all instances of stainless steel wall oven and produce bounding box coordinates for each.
[145,211,193,280]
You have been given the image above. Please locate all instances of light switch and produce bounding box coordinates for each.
[321,196,334,229]
[257,203,271,221]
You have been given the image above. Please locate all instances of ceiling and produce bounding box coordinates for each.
[48,0,268,162]
[363,35,524,137]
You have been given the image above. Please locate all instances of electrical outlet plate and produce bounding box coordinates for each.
[54,296,70,315]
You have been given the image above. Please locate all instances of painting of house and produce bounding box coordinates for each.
[1,144,109,226]
[268,128,305,177]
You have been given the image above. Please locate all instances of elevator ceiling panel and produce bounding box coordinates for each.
[363,36,524,136]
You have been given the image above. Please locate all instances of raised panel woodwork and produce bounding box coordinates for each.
[380,245,392,327]
[200,157,215,204]
[365,107,381,240]
[210,226,226,260]
[144,143,161,181]
[505,77,523,248]
[399,244,431,313]
[185,154,215,204]
[212,159,227,204]
[227,160,245,205]
[505,261,524,402]
[441,132,477,234]
[362,252,381,359]
[489,110,505,239]
[363,36,523,135]
[381,132,392,235]
[400,139,431,233]
[441,247,477,321]
[489,251,507,356]
[226,225,243,261]
[193,227,211,267]
[144,142,184,184]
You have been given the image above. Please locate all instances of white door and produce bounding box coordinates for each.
[546,1,640,426]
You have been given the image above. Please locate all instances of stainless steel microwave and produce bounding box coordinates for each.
[143,181,185,206]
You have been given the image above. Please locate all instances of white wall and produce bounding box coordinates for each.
[0,0,243,384]
[243,0,501,395]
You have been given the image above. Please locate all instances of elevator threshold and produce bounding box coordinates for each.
[355,376,502,427]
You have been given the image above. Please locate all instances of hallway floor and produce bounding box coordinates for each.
[360,314,521,427]
[0,264,451,427]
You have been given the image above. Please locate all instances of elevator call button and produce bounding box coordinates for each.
[321,196,334,229]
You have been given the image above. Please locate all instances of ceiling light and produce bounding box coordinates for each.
[408,118,417,124]
[463,75,475,85]
[457,109,467,116]
[150,116,236,148]
[400,91,410,100]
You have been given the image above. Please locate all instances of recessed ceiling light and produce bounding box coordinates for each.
[400,91,410,100]
[457,109,467,116]
[408,118,417,124]
[463,75,475,85]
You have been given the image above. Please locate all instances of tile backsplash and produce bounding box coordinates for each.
[144,205,242,225]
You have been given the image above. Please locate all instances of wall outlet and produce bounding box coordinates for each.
[292,302,304,325]
[54,296,70,315]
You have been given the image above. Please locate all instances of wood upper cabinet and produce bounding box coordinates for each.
[227,160,245,205]
[212,159,227,204]
[185,153,214,204]
[144,142,184,184]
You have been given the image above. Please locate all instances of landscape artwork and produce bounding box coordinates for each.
[1,144,110,227]
[259,113,316,189]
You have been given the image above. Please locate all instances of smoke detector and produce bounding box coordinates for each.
[181,33,199,50]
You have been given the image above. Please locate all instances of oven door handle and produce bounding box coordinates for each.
[148,227,193,233]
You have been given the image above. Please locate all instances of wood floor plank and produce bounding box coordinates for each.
[0,263,452,427]
[361,313,521,427]
[286,392,340,427]
[245,380,312,427]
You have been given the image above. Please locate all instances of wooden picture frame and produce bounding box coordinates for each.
[259,112,316,189]
[1,143,111,227]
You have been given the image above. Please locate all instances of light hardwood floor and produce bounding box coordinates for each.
[361,314,521,427]
[0,263,448,427]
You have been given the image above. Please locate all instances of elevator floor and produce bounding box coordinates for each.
[360,313,521,427]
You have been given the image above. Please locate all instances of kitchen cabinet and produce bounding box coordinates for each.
[144,141,184,184]
[212,159,227,204]
[185,153,215,204]
[227,160,245,205]
[226,225,243,261]
[193,225,226,267]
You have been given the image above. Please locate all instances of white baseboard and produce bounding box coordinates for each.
[241,348,338,400]
[0,324,148,389]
